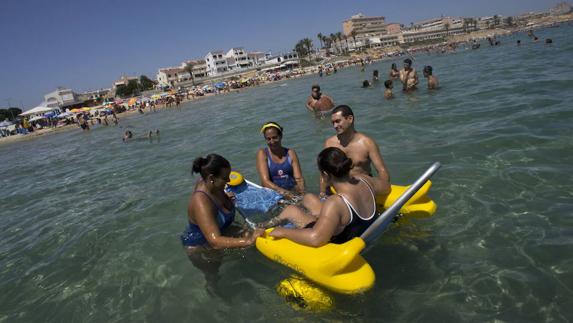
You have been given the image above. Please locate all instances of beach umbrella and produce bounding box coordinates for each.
[114,99,124,104]
[70,108,82,113]
[81,107,91,111]
[151,94,161,100]
[128,98,138,105]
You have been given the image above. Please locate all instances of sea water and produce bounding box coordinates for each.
[1,25,573,322]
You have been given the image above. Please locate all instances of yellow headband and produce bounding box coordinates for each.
[260,123,282,133]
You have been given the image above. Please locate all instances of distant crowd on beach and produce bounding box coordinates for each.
[1,26,559,145]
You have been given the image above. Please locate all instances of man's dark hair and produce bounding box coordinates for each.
[331,105,354,118]
[384,80,392,89]
[311,84,321,91]
[423,65,433,75]
[404,58,412,65]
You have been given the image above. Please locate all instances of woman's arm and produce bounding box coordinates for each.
[269,200,341,247]
[189,194,261,249]
[289,149,305,193]
[256,148,292,196]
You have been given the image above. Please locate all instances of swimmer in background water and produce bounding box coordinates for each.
[122,129,160,142]
[372,70,379,82]
[362,80,371,88]
[389,63,400,79]
[256,122,305,199]
[122,130,133,142]
[399,58,418,92]
[306,84,335,116]
[423,65,439,90]
[384,80,394,99]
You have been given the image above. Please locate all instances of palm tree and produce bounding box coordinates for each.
[343,35,349,53]
[329,33,337,53]
[493,15,500,28]
[302,38,313,59]
[184,62,195,85]
[444,22,450,35]
[317,33,324,49]
[350,30,357,51]
[335,32,343,53]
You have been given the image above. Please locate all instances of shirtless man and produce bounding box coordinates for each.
[399,58,418,92]
[423,65,439,90]
[305,84,335,116]
[320,105,391,197]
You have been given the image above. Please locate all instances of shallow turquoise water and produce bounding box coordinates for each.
[1,25,573,322]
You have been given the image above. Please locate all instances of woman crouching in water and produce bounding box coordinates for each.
[268,147,385,246]
[181,154,263,283]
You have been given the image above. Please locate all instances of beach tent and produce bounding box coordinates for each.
[19,106,55,116]
[29,115,47,122]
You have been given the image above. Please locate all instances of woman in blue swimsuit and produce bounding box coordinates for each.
[268,147,386,246]
[256,122,305,198]
[181,154,263,252]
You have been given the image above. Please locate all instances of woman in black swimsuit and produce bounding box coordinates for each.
[269,147,386,246]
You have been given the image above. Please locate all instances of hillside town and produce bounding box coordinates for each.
[1,2,572,141]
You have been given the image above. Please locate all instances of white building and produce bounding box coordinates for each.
[248,52,266,66]
[226,48,251,69]
[265,52,299,65]
[551,2,572,15]
[205,51,229,76]
[181,59,207,80]
[44,87,82,108]
[156,67,190,86]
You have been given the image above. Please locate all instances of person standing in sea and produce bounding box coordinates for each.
[399,58,418,92]
[389,63,400,80]
[306,84,335,117]
[423,66,439,90]
[320,105,391,198]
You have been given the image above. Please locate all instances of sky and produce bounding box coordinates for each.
[0,0,559,109]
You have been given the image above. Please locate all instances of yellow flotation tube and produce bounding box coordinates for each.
[257,234,374,294]
[257,181,437,294]
[330,181,436,217]
[276,275,334,312]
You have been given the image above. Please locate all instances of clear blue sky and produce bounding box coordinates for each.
[0,0,558,109]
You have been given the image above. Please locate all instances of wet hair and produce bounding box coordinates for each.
[424,65,433,75]
[545,38,552,44]
[311,84,321,92]
[331,105,354,118]
[362,80,370,88]
[391,63,397,70]
[192,154,231,179]
[317,147,353,178]
[373,70,379,77]
[384,80,393,89]
[404,58,412,65]
[261,121,283,137]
